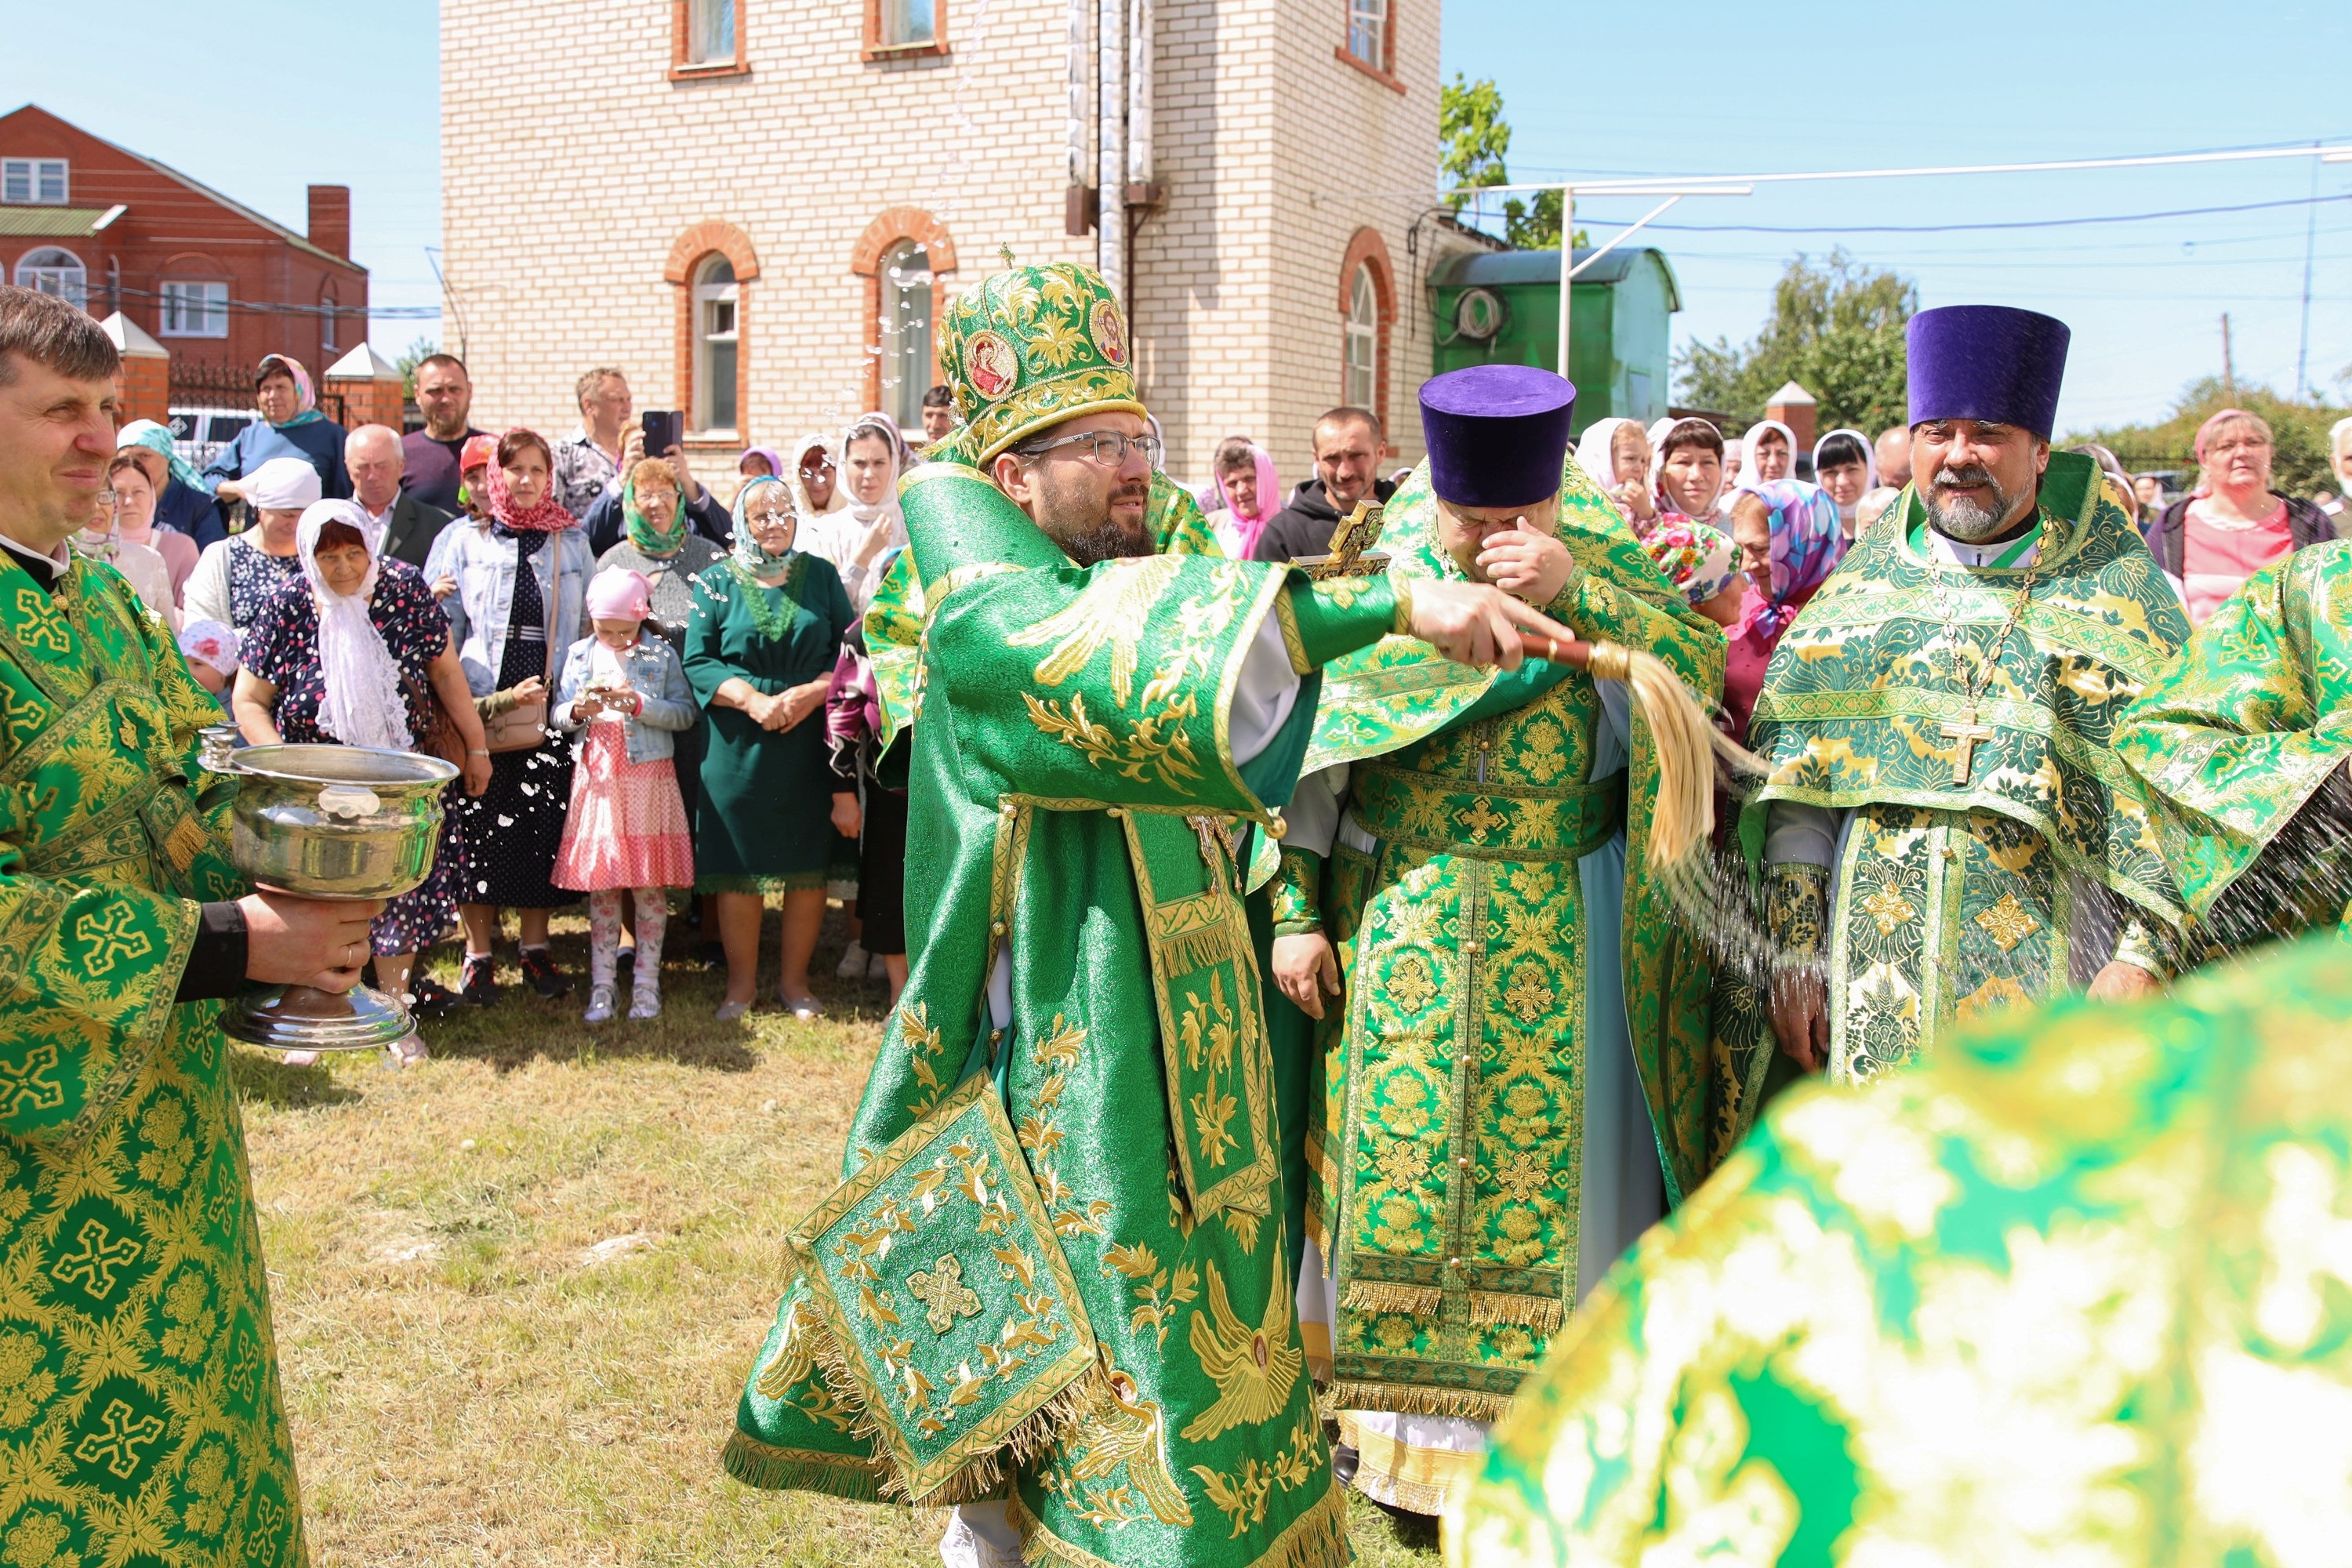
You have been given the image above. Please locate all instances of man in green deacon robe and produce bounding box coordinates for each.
[0,287,382,1565]
[2114,539,2352,954]
[1254,365,1730,1519]
[722,262,1579,1568]
[1443,931,2352,1568]
[1751,305,2190,1085]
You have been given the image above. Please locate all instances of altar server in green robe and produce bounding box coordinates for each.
[0,286,383,1566]
[1260,365,1728,1517]
[1445,932,2352,1568]
[1749,305,2191,1084]
[722,262,1578,1568]
[2115,539,2352,954]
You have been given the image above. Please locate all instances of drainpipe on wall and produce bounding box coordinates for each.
[1064,0,1092,236]
[1096,0,1127,302]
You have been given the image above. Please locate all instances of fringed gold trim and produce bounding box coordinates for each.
[1343,1279,1442,1318]
[720,1431,887,1501]
[807,1325,889,1454]
[888,1363,1112,1508]
[1328,1379,1515,1425]
[1468,1290,1566,1334]
[1157,923,1235,976]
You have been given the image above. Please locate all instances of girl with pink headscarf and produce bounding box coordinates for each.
[1719,479,1849,742]
[552,567,699,1024]
[1202,436,1282,558]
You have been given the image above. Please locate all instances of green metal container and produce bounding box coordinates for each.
[1427,247,1682,436]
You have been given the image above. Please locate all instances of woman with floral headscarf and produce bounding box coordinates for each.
[201,353,352,509]
[114,417,223,550]
[234,499,492,1057]
[683,476,857,1021]
[1720,478,1848,740]
[442,429,596,1006]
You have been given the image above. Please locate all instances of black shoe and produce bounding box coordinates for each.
[460,954,499,1007]
[520,948,572,998]
[616,947,637,982]
[409,977,462,1019]
[1331,1443,1359,1487]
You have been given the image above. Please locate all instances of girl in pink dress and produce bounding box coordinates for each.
[554,568,698,1022]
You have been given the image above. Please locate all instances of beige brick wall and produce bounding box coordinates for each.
[440,0,1437,498]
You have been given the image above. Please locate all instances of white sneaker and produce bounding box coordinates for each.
[835,941,869,980]
[583,985,617,1025]
[628,986,662,1022]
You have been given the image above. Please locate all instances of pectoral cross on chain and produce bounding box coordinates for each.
[1941,713,1996,786]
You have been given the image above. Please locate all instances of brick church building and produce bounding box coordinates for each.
[439,0,1464,485]
[0,103,368,376]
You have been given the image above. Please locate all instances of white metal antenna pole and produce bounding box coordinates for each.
[1550,187,1750,389]
[1557,190,1574,383]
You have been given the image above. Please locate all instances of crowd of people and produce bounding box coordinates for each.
[85,347,941,1058]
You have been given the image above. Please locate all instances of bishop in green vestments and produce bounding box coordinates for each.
[721,263,1580,1568]
[1257,366,1730,1516]
[1747,305,2190,1085]
[0,287,382,1567]
[2114,539,2352,954]
[1445,932,2352,1568]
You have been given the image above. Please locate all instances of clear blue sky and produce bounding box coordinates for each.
[1440,0,2352,431]
[6,2,2346,432]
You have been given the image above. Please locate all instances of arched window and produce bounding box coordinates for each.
[693,255,740,437]
[880,241,933,432]
[320,286,339,354]
[1343,266,1379,408]
[14,246,86,310]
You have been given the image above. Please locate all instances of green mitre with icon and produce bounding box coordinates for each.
[865,256,1216,746]
[928,255,1146,466]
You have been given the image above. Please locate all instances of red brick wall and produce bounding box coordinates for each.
[327,374,405,432]
[114,354,169,426]
[0,105,368,380]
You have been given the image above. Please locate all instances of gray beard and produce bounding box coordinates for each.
[1922,470,2024,543]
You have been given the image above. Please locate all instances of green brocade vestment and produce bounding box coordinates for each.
[2115,539,2352,945]
[725,463,1401,1567]
[1743,453,2190,1083]
[1271,457,1727,1428]
[1447,933,2352,1568]
[0,557,304,1566]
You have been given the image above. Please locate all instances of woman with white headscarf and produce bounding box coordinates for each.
[182,455,321,630]
[1809,427,1878,535]
[1573,416,1659,532]
[803,412,909,615]
[233,499,492,1058]
[1737,418,1796,487]
[786,430,851,526]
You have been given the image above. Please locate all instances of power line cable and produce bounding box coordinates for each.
[1577,192,2352,237]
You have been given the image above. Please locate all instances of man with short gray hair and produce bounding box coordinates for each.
[347,423,452,568]
[554,365,632,518]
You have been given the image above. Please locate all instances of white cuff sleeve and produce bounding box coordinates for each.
[1280,764,1351,858]
[1229,611,1304,764]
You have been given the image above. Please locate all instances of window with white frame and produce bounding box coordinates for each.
[13,247,86,310]
[1344,265,1378,408]
[685,0,735,64]
[880,0,937,46]
[1,159,68,205]
[160,281,230,338]
[880,241,933,432]
[692,255,739,435]
[1345,0,1386,68]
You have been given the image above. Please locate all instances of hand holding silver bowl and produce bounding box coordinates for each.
[199,728,459,1051]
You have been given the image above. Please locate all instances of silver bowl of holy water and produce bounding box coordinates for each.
[199,728,459,1051]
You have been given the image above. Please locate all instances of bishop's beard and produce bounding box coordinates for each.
[1035,475,1155,565]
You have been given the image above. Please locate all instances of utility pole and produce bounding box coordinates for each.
[2221,311,2235,399]
[2297,140,2320,398]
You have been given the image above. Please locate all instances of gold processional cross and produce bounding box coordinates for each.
[1940,713,1996,786]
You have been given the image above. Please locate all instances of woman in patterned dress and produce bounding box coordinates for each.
[683,476,855,1021]
[441,430,597,1004]
[233,500,492,1062]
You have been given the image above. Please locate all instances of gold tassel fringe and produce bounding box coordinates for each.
[720,1431,887,1501]
[1014,1470,1349,1568]
[870,1363,1111,1508]
[1343,1280,1443,1318]
[1594,640,1766,869]
[1328,1378,1515,1425]
[1469,1290,1566,1334]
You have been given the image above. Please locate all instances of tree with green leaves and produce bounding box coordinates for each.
[2070,376,2350,499]
[1677,250,1916,433]
[394,334,438,400]
[1438,75,1585,252]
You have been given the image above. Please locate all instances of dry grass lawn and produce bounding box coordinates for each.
[238,906,1441,1566]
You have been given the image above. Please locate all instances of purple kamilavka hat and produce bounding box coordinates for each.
[1906,305,2071,437]
[1420,365,1577,508]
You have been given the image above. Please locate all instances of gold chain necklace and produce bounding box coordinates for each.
[1921,513,2044,786]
